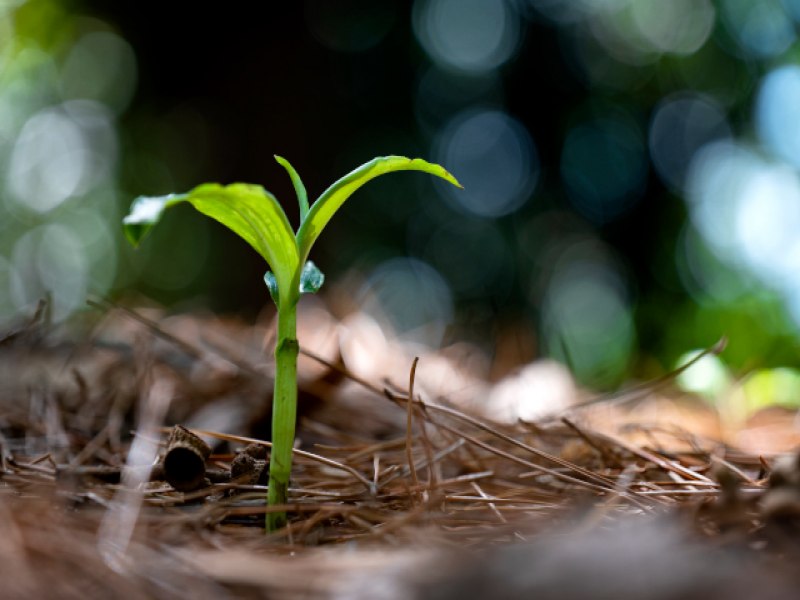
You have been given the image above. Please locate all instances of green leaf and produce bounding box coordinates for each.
[299,261,324,294]
[275,155,310,222]
[123,183,300,304]
[295,156,461,266]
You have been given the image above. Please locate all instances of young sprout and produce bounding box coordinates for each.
[123,155,461,531]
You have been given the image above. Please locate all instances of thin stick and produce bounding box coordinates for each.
[561,418,620,467]
[415,403,439,496]
[391,393,618,490]
[379,439,465,488]
[429,418,616,496]
[405,357,420,498]
[87,298,204,360]
[70,422,112,467]
[591,430,714,484]
[300,347,384,395]
[87,297,262,377]
[711,455,758,486]
[373,454,381,490]
[471,481,506,523]
[561,337,727,413]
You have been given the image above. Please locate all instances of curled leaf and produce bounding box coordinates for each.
[123,193,188,247]
[296,156,461,266]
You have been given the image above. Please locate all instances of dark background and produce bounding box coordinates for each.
[4,0,800,397]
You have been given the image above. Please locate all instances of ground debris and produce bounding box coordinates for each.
[0,302,799,598]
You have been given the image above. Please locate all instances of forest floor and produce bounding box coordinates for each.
[2,297,800,599]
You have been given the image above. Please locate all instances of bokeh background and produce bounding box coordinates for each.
[3,0,800,408]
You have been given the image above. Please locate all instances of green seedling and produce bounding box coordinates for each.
[123,155,461,531]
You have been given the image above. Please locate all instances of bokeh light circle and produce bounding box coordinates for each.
[359,257,453,347]
[733,164,800,285]
[412,0,521,74]
[686,140,800,330]
[630,0,715,56]
[756,65,800,169]
[649,93,731,192]
[60,31,138,112]
[434,108,538,218]
[685,141,754,256]
[7,108,89,213]
[541,247,635,387]
[6,101,116,214]
[10,224,89,322]
[719,0,795,58]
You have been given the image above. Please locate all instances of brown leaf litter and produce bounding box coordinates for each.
[1,297,800,599]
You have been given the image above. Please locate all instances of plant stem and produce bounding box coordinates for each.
[267,303,298,531]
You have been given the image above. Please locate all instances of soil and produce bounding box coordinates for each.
[2,298,800,599]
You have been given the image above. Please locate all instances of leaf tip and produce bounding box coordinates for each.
[445,170,464,189]
[121,225,142,248]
